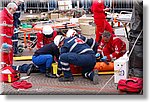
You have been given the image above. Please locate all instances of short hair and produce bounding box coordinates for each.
[102,31,111,37]
[7,2,18,10]
[19,0,24,2]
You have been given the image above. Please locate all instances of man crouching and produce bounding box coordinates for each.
[54,35,99,85]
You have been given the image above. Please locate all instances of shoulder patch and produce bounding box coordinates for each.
[75,38,85,44]
[113,37,120,40]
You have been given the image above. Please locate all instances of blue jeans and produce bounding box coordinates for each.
[13,64,30,73]
[32,55,53,73]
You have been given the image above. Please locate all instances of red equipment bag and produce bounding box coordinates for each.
[1,66,20,83]
[117,77,143,93]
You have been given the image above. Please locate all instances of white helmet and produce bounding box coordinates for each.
[42,26,53,35]
[54,35,65,46]
[66,29,77,38]
[19,0,24,2]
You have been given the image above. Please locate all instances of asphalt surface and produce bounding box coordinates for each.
[2,49,141,95]
[2,73,119,95]
[1,43,122,95]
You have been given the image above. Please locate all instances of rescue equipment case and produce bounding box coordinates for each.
[117,77,143,93]
[1,66,20,83]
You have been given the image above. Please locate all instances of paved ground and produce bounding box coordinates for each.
[2,73,119,95]
[3,57,121,95]
[1,47,141,95]
[1,42,127,95]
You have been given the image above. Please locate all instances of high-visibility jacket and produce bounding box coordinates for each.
[97,36,126,61]
[0,7,14,65]
[0,7,14,44]
[36,30,57,49]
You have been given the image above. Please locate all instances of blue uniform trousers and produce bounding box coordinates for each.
[12,30,19,54]
[59,53,96,80]
[13,64,30,73]
[32,55,53,73]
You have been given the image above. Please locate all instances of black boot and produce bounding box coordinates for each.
[86,70,99,85]
[26,63,34,76]
[45,68,57,78]
[26,63,39,76]
[92,70,99,85]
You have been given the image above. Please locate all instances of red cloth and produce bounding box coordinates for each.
[36,30,57,49]
[97,36,126,61]
[11,80,32,89]
[0,8,14,65]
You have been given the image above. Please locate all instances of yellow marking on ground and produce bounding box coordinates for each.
[72,71,114,76]
[13,56,32,61]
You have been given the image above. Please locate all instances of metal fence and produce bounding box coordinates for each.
[111,0,133,13]
[0,0,133,13]
[0,0,10,10]
[24,0,58,13]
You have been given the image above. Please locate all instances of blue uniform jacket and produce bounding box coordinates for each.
[13,4,22,28]
[77,34,98,51]
[60,36,94,54]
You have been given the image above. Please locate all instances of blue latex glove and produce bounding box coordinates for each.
[101,56,107,62]
[95,53,101,58]
[2,43,9,49]
[1,43,11,53]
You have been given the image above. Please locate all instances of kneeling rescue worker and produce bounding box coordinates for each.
[96,31,126,62]
[54,35,99,85]
[36,25,57,49]
[32,42,60,78]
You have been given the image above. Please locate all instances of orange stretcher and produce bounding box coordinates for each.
[94,62,114,71]
[33,23,78,31]
[19,28,35,48]
[19,23,78,51]
[20,28,32,48]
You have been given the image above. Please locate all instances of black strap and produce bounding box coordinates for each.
[126,79,138,84]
